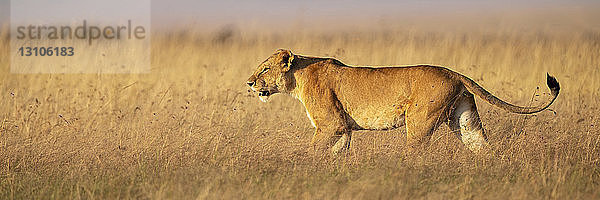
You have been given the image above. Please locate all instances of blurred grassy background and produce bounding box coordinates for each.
[1,4,600,199]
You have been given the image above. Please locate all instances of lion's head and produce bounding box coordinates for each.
[247,49,295,102]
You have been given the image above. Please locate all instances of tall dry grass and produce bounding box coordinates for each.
[1,18,599,199]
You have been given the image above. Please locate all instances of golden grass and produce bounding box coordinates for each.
[1,19,599,199]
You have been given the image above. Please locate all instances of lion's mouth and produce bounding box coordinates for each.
[258,90,270,96]
[257,90,273,102]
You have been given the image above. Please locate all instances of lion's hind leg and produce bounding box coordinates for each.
[404,104,445,151]
[448,92,489,153]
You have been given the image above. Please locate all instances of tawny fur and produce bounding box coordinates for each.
[247,49,560,155]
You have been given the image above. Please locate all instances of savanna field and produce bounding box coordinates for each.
[1,12,600,199]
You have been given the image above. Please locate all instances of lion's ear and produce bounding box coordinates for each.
[280,49,294,72]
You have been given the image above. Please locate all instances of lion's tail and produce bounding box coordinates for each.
[456,73,560,114]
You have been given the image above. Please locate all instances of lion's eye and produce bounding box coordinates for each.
[261,68,270,74]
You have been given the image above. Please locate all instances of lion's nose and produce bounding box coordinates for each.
[247,81,255,87]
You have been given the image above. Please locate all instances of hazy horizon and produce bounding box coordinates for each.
[1,0,599,32]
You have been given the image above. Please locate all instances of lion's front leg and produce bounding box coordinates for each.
[331,133,352,155]
[310,127,351,156]
[301,87,353,157]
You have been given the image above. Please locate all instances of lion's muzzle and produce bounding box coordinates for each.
[258,91,270,96]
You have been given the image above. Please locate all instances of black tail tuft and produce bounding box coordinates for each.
[546,73,560,96]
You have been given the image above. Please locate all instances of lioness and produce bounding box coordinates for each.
[247,49,560,155]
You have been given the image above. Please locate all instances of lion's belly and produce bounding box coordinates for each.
[348,109,405,130]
